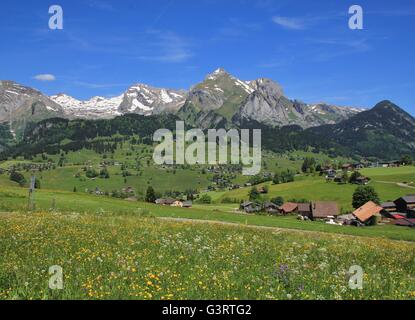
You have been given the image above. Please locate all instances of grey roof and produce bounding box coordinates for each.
[264,202,278,208]
[382,202,396,208]
[399,196,415,204]
[240,201,253,208]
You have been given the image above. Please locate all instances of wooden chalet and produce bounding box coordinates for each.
[155,198,176,206]
[311,201,339,220]
[279,202,298,215]
[394,195,415,215]
[353,201,383,224]
[381,201,397,213]
[264,202,279,214]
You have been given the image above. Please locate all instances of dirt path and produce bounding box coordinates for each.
[375,180,415,189]
[157,217,414,243]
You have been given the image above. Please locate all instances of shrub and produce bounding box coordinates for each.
[352,186,380,209]
[10,171,26,186]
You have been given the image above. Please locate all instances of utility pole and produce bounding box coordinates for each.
[28,176,36,211]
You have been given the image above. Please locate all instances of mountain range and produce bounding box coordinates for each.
[1,68,362,135]
[1,68,414,160]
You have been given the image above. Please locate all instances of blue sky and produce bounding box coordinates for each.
[0,0,414,113]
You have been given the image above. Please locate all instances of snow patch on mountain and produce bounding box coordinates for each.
[50,94,123,119]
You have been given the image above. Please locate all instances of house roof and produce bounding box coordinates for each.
[353,201,383,223]
[397,196,415,204]
[264,202,278,209]
[391,219,415,227]
[156,198,176,205]
[241,201,253,208]
[279,202,298,213]
[311,201,339,218]
[182,201,193,207]
[382,202,396,208]
[297,203,311,212]
[391,214,406,219]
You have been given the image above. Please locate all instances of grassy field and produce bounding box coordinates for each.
[1,185,415,242]
[0,212,414,300]
[1,152,415,300]
[0,144,353,195]
[207,167,415,211]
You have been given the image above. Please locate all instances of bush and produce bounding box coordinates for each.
[271,197,284,206]
[86,168,99,179]
[10,171,26,186]
[198,194,212,204]
[145,186,157,203]
[100,168,110,179]
[352,186,380,209]
[249,187,261,201]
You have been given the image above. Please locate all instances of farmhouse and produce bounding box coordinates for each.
[381,201,397,213]
[172,200,184,207]
[325,169,337,180]
[240,201,261,213]
[279,202,298,215]
[353,201,383,224]
[379,161,400,168]
[341,164,354,171]
[155,198,176,206]
[182,201,193,208]
[394,195,415,216]
[355,176,369,185]
[264,202,279,214]
[311,201,339,220]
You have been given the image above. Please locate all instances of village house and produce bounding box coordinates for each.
[264,202,279,214]
[311,201,339,220]
[172,200,184,207]
[182,201,193,208]
[394,195,415,217]
[381,201,397,213]
[240,201,261,213]
[325,169,337,180]
[353,201,383,225]
[353,163,365,169]
[355,176,370,185]
[258,187,268,194]
[341,164,354,171]
[155,198,176,206]
[279,202,298,215]
[379,161,400,168]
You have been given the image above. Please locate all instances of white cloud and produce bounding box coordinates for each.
[272,16,306,30]
[73,81,129,89]
[34,74,56,81]
[137,31,193,63]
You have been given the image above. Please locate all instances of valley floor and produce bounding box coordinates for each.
[1,160,415,300]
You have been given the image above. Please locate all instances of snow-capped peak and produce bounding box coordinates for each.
[50,83,187,119]
[50,93,123,119]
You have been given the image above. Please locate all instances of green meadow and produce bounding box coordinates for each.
[0,212,414,300]
[207,166,415,211]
